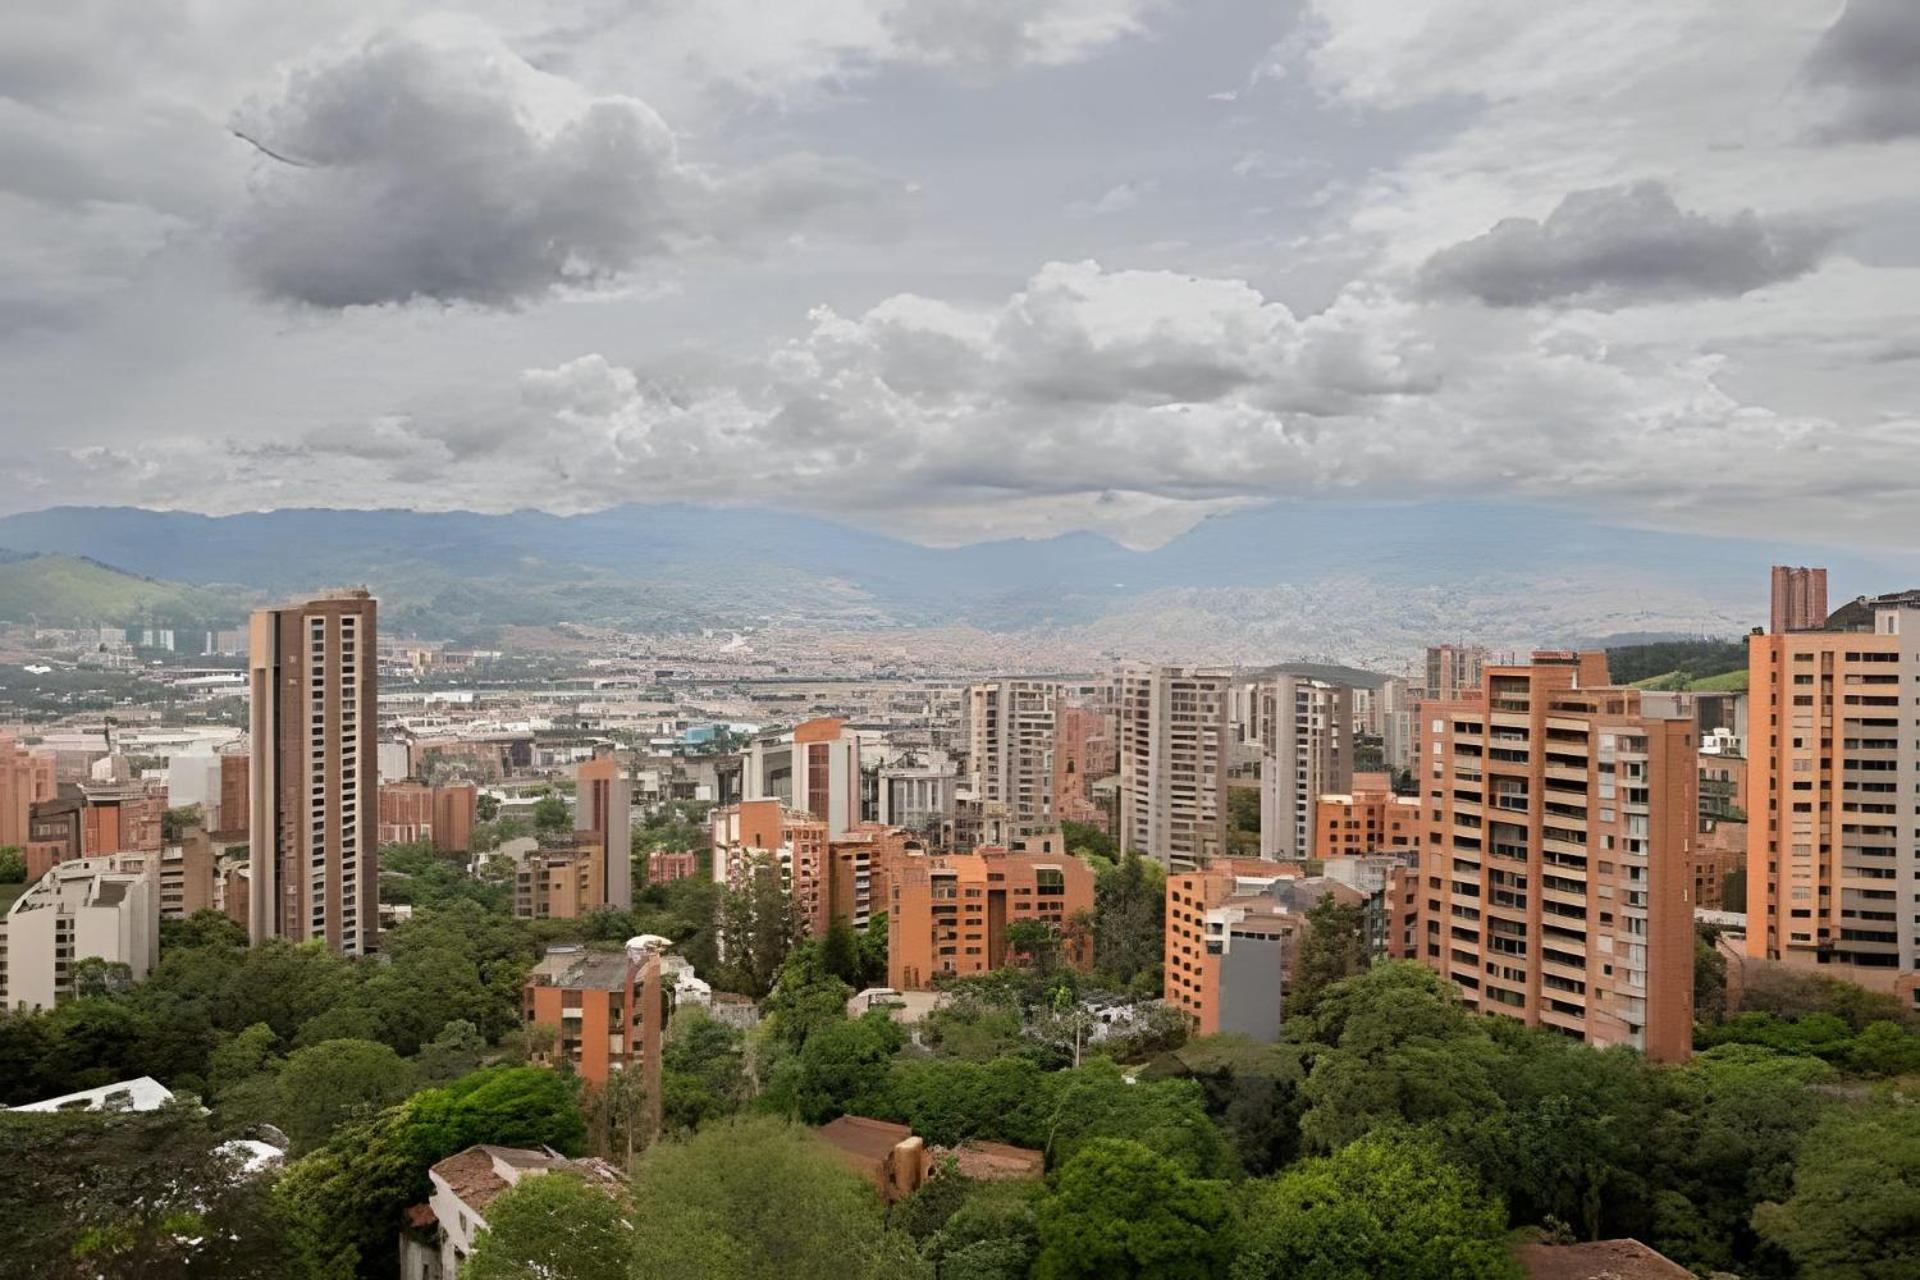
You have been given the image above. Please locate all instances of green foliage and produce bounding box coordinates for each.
[1753,1095,1920,1280]
[463,1171,629,1280]
[398,1066,586,1161]
[661,1007,750,1134]
[626,1116,931,1280]
[1089,852,1163,995]
[1697,1010,1920,1076]
[760,941,856,1053]
[1232,1132,1520,1280]
[274,1066,585,1278]
[1285,895,1370,1014]
[716,852,801,996]
[531,792,570,833]
[0,844,24,883]
[1032,1137,1233,1280]
[1606,638,1747,686]
[1695,933,1729,1023]
[1058,821,1114,861]
[927,1180,1044,1280]
[1151,1037,1310,1176]
[273,1039,418,1154]
[1645,1045,1837,1273]
[762,1011,904,1123]
[0,1102,290,1277]
[159,907,248,952]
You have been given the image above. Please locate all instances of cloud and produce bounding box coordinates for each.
[881,0,1159,76]
[1805,0,1920,142]
[1419,182,1834,309]
[231,22,873,308]
[1067,181,1155,218]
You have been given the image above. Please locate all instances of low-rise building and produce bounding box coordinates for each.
[513,844,607,920]
[887,844,1094,990]
[0,853,160,1010]
[416,1145,623,1278]
[521,946,638,1088]
[646,850,699,884]
[1163,859,1366,1040]
[1313,771,1421,858]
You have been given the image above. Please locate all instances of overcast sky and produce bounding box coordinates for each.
[3,0,1916,548]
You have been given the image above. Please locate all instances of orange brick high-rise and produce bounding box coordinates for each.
[887,845,1093,990]
[1414,651,1696,1061]
[1746,598,1919,1008]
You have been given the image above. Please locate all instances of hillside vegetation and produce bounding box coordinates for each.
[1607,637,1747,687]
[0,552,251,628]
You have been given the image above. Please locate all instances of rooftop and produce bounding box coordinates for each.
[1513,1239,1693,1280]
[430,1144,620,1215]
[527,947,633,991]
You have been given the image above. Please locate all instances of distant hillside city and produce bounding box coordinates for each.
[2,561,1916,1278]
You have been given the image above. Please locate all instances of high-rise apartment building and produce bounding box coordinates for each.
[1051,704,1115,827]
[378,780,478,855]
[1770,565,1829,634]
[1259,676,1353,860]
[711,798,830,937]
[0,736,57,851]
[1379,677,1417,774]
[1117,665,1233,869]
[575,753,631,910]
[1425,644,1490,702]
[0,853,159,1010]
[1314,772,1421,859]
[887,844,1094,990]
[742,717,863,837]
[1415,652,1696,1062]
[248,589,378,955]
[966,681,1057,837]
[1746,606,1920,1008]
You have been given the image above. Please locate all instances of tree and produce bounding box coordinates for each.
[661,1007,749,1134]
[1232,1132,1520,1280]
[275,1038,418,1153]
[464,1171,629,1280]
[531,792,571,834]
[414,1019,487,1083]
[162,804,203,843]
[927,1180,1043,1280]
[0,845,25,883]
[0,1102,291,1278]
[1646,1044,1836,1273]
[857,912,890,987]
[477,793,501,822]
[1694,933,1728,1024]
[1059,821,1115,861]
[762,1011,903,1123]
[1286,895,1370,1013]
[1005,919,1063,973]
[1753,1097,1920,1280]
[1091,852,1163,994]
[398,1066,586,1160]
[1031,1138,1233,1280]
[626,1116,930,1280]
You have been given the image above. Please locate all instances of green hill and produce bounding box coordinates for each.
[1608,638,1746,686]
[0,552,252,628]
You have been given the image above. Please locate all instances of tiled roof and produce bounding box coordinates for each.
[1513,1240,1694,1280]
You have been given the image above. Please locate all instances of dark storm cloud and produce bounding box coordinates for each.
[1419,181,1834,309]
[1806,0,1920,143]
[232,27,870,309]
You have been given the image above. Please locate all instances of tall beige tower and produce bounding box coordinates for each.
[249,589,378,955]
[1258,675,1352,860]
[1116,664,1232,870]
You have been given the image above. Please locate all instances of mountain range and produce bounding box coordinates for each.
[0,501,1908,661]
